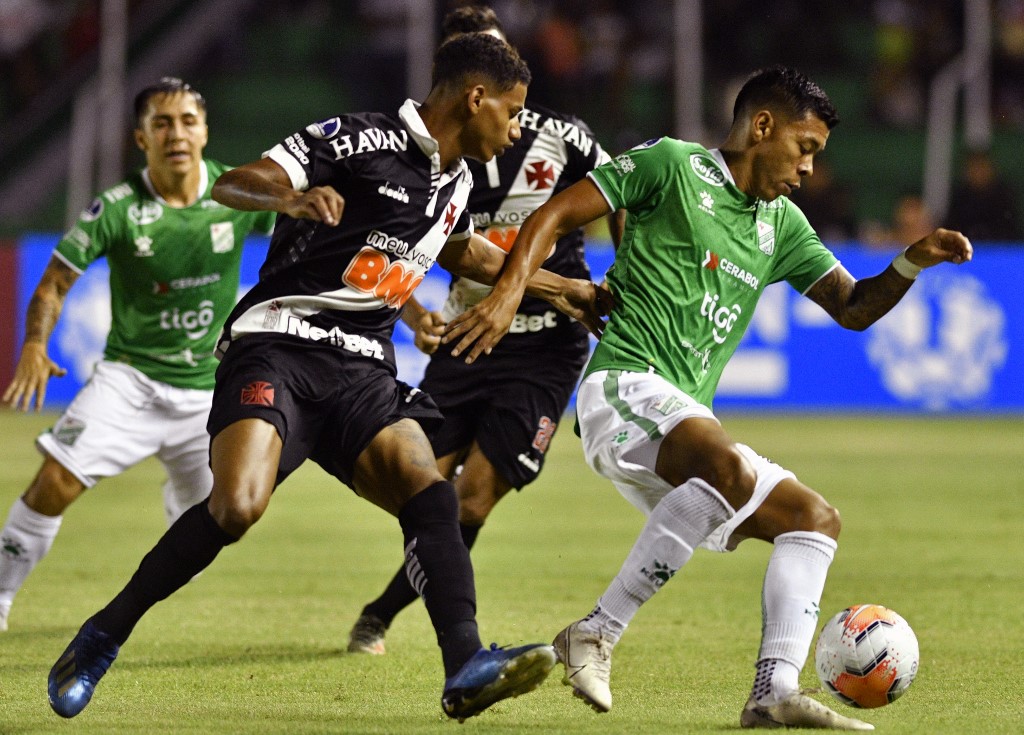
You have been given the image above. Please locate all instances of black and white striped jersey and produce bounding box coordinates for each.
[440,102,610,353]
[219,100,473,366]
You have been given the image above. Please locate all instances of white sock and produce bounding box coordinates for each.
[0,498,64,608]
[580,478,733,644]
[754,530,837,704]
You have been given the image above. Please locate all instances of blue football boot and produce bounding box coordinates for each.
[48,620,120,718]
[441,642,556,722]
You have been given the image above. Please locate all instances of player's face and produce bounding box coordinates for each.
[464,81,527,162]
[134,91,208,177]
[751,112,829,202]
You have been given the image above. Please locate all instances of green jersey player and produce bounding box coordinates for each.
[0,78,274,632]
[446,65,972,730]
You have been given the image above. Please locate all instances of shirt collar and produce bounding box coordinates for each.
[141,160,208,207]
[399,98,466,175]
[707,148,736,185]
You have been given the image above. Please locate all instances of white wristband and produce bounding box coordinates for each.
[891,249,923,280]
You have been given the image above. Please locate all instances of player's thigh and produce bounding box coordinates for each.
[35,361,165,488]
[353,418,445,516]
[157,387,216,510]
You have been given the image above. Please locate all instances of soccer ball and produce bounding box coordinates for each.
[814,604,920,709]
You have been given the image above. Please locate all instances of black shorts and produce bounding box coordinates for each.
[420,345,587,489]
[208,335,443,488]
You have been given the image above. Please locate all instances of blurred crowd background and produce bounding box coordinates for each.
[2,0,1023,246]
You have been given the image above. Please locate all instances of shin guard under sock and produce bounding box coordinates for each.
[398,482,481,677]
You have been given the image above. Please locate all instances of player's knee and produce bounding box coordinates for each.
[810,499,842,539]
[699,446,757,506]
[208,488,268,538]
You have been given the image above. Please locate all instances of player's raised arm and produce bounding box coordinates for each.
[212,158,344,226]
[441,178,613,362]
[806,227,972,331]
[2,257,78,412]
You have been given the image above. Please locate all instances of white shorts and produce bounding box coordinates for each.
[576,370,795,551]
[37,361,214,523]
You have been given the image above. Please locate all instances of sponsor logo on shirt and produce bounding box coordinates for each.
[128,200,163,226]
[700,291,743,344]
[508,311,559,333]
[518,109,596,156]
[611,154,636,175]
[285,133,310,165]
[103,183,132,204]
[329,127,409,160]
[152,273,222,295]
[283,315,385,359]
[701,249,760,290]
[66,226,91,252]
[690,154,726,187]
[160,299,215,339]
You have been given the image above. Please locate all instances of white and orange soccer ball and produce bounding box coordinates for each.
[814,604,920,709]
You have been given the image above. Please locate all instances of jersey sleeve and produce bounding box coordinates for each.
[53,196,118,274]
[263,115,354,192]
[773,201,840,294]
[586,138,675,213]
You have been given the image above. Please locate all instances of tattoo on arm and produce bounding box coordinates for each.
[24,259,78,344]
[806,265,913,331]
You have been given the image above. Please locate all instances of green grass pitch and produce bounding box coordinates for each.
[0,410,1021,734]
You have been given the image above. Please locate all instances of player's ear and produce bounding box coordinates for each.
[467,84,486,115]
[133,126,147,152]
[752,110,773,142]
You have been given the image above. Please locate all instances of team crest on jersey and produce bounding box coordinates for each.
[756,220,775,255]
[306,116,342,139]
[210,222,235,253]
[80,198,103,222]
[525,160,555,190]
[128,200,163,226]
[690,154,726,187]
[240,381,275,407]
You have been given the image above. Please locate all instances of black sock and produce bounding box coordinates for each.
[398,482,481,678]
[91,500,237,644]
[364,521,483,627]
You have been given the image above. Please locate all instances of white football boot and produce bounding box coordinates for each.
[552,621,614,712]
[740,691,875,730]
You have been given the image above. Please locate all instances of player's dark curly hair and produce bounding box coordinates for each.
[432,32,530,92]
[733,65,839,129]
[442,4,504,40]
[133,77,206,127]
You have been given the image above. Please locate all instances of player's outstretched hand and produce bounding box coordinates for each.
[412,310,446,355]
[442,291,519,365]
[2,343,66,412]
[283,186,345,226]
[549,279,614,338]
[905,228,973,268]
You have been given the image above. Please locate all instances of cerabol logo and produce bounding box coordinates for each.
[700,291,742,344]
[702,249,719,270]
[690,154,726,187]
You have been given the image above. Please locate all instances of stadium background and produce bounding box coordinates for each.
[0,0,1021,411]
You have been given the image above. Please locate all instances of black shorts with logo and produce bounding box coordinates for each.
[208,335,443,489]
[420,342,587,489]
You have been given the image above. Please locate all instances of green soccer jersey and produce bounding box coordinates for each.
[586,139,838,409]
[55,159,275,389]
